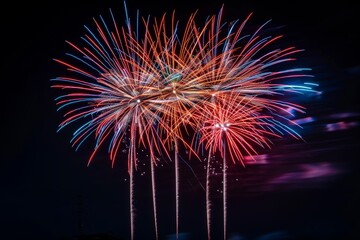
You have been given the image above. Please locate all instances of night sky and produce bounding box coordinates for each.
[2,1,360,240]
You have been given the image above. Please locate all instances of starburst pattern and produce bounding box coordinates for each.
[52,2,317,240]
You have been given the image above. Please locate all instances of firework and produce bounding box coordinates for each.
[52,2,316,240]
[188,6,316,240]
[51,4,167,239]
[194,93,278,239]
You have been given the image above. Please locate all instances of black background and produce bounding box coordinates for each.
[1,1,359,239]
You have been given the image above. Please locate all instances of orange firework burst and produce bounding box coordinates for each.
[52,2,317,240]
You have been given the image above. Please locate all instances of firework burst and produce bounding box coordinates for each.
[51,5,168,239]
[187,6,315,239]
[52,2,317,240]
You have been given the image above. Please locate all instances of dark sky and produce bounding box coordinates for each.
[2,1,360,240]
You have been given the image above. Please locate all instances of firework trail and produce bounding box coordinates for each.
[195,94,278,239]
[150,149,159,240]
[206,146,212,239]
[52,2,317,240]
[51,3,171,239]
[51,3,204,239]
[142,10,214,238]
[190,6,316,239]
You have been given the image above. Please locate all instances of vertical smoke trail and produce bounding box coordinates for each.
[174,138,180,240]
[206,146,212,240]
[129,150,135,240]
[150,151,159,240]
[206,96,216,240]
[129,125,136,240]
[223,142,227,240]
